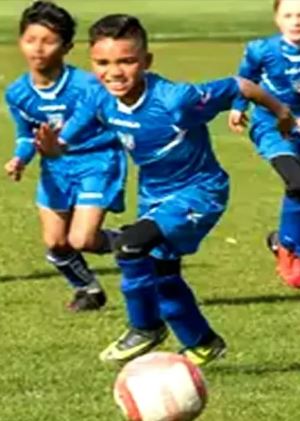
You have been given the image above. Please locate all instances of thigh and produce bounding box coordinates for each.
[38,207,71,249]
[141,183,229,259]
[68,206,106,250]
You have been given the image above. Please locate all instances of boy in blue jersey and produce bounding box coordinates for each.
[4,2,126,311]
[36,14,295,365]
[229,0,300,288]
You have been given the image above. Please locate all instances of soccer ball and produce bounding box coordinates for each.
[113,352,207,421]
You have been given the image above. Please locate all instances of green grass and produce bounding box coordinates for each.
[1,18,300,421]
[0,0,276,43]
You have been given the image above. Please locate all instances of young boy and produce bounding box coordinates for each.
[4,2,126,311]
[36,14,294,365]
[229,0,300,288]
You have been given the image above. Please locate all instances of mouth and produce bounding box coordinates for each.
[31,56,46,63]
[106,80,128,92]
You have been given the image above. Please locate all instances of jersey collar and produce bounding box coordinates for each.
[29,65,70,100]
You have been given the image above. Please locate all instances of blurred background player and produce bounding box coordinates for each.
[4,2,126,311]
[229,0,300,288]
[35,14,294,365]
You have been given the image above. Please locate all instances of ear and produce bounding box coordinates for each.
[145,52,153,69]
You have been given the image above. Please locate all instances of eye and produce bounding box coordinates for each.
[95,59,109,66]
[119,57,137,65]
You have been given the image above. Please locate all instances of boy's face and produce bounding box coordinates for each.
[90,37,152,104]
[20,24,68,72]
[275,0,300,44]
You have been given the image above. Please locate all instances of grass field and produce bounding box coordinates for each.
[0,0,276,42]
[1,2,300,421]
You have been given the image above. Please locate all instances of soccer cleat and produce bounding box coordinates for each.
[276,245,294,281]
[266,230,279,256]
[99,324,169,363]
[283,255,300,288]
[67,289,107,312]
[266,231,300,286]
[181,334,227,366]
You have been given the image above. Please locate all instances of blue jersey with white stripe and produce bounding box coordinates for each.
[233,34,300,118]
[5,65,119,165]
[61,73,240,197]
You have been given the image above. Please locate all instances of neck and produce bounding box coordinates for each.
[120,78,146,106]
[30,64,65,88]
[282,35,300,48]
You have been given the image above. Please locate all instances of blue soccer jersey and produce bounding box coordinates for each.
[60,73,240,258]
[5,65,126,212]
[61,74,239,193]
[233,34,300,159]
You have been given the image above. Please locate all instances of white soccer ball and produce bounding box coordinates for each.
[113,351,208,421]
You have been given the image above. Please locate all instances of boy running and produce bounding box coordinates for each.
[36,14,295,364]
[5,2,126,311]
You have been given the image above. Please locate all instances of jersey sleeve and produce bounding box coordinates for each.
[232,40,264,112]
[59,84,105,145]
[186,77,240,124]
[5,90,36,165]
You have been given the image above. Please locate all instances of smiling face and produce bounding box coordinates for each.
[19,23,68,73]
[275,0,300,44]
[90,36,152,105]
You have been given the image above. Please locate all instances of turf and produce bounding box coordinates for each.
[0,0,275,42]
[0,3,299,421]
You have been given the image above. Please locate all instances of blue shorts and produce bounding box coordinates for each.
[250,110,300,160]
[36,148,126,212]
[138,180,229,260]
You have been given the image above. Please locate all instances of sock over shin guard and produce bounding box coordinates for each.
[157,274,212,347]
[46,250,100,290]
[279,195,300,255]
[118,256,162,330]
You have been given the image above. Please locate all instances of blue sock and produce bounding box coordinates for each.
[157,274,212,347]
[279,195,300,255]
[46,250,100,290]
[118,256,162,330]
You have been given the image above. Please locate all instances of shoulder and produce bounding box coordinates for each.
[68,65,99,89]
[5,74,30,106]
[245,34,280,56]
[147,72,196,109]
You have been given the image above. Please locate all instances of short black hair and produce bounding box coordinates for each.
[19,1,76,46]
[89,14,147,49]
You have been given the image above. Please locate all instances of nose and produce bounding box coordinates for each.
[108,63,124,78]
[32,40,44,54]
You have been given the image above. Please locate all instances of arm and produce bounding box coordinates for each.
[5,92,37,180]
[35,85,105,156]
[229,40,264,132]
[232,40,264,112]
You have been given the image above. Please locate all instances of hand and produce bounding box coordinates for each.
[277,107,296,139]
[34,123,64,158]
[4,157,25,181]
[228,109,249,133]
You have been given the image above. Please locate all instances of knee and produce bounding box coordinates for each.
[42,232,68,252]
[68,231,92,251]
[114,220,163,259]
[114,229,146,259]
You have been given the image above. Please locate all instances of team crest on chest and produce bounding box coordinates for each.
[117,132,136,150]
[46,113,64,131]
